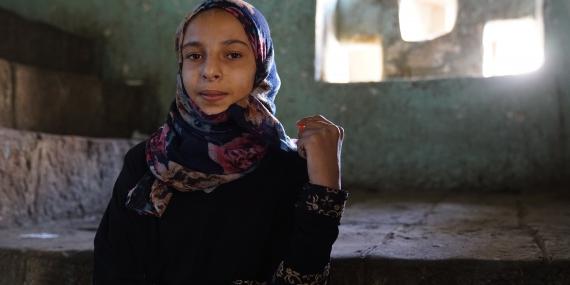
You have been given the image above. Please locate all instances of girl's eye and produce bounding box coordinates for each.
[184,53,202,60]
[227,52,242,60]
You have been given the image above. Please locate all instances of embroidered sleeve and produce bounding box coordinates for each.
[296,183,349,221]
[232,280,268,285]
[272,261,331,285]
[268,183,348,285]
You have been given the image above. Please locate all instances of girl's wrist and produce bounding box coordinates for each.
[308,171,341,189]
[306,154,341,189]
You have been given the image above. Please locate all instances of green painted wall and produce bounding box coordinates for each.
[546,0,570,183]
[1,0,569,191]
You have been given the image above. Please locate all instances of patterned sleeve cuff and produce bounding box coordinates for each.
[273,261,331,285]
[295,183,349,219]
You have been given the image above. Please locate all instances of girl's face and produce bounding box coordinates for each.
[181,9,257,115]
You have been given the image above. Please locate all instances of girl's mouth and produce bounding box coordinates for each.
[198,90,228,101]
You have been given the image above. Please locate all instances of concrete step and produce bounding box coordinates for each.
[0,218,95,285]
[0,8,97,75]
[0,190,568,284]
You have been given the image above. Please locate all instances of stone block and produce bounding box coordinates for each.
[0,127,139,227]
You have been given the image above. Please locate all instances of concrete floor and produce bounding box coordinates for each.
[0,191,569,284]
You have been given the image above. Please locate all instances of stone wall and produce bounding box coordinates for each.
[0,0,568,191]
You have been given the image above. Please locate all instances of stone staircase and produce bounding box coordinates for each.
[0,8,139,285]
[0,7,153,138]
[0,127,135,285]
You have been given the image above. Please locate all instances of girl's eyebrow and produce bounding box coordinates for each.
[182,39,249,49]
[222,39,249,47]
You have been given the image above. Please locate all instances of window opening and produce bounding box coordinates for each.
[482,18,544,77]
[399,0,458,42]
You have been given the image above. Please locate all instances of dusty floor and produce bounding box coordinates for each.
[0,190,569,284]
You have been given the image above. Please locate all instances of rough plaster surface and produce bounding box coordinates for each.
[0,127,138,227]
[0,0,568,191]
[546,0,570,180]
[0,192,568,284]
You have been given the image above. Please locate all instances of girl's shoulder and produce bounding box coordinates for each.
[125,139,146,159]
[122,139,148,180]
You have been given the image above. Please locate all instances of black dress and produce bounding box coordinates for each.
[93,141,349,285]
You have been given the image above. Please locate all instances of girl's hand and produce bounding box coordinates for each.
[296,115,344,189]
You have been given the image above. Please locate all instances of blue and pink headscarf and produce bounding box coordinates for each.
[126,0,296,217]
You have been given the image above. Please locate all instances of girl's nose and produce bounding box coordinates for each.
[201,58,222,81]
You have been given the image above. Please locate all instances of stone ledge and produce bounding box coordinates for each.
[0,191,568,285]
[0,127,138,227]
[0,217,95,285]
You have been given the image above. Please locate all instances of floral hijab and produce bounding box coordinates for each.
[125,0,296,217]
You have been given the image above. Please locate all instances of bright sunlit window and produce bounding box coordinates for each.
[345,42,383,83]
[399,0,458,42]
[316,0,383,83]
[319,38,383,83]
[482,18,544,77]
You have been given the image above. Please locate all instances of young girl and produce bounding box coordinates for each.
[94,0,348,284]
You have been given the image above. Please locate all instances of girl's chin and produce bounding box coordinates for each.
[199,105,230,115]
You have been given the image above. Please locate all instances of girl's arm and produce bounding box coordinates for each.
[272,183,348,284]
[272,115,348,284]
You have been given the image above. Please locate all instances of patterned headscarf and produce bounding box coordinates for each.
[126,0,296,217]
